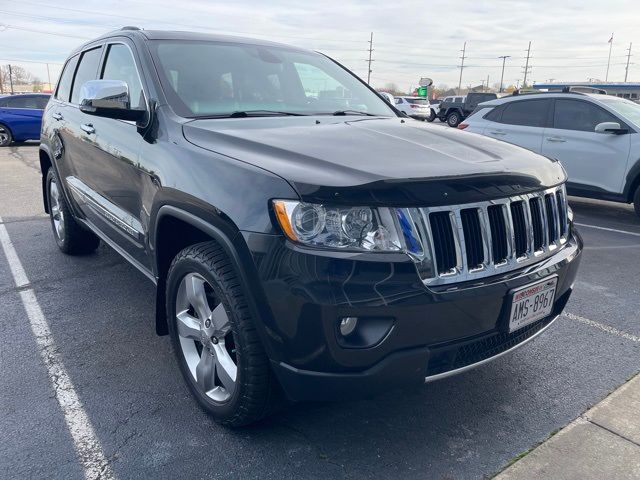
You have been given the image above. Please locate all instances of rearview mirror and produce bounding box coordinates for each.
[595,121,627,135]
[79,80,146,122]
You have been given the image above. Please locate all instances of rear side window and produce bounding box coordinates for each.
[101,43,145,109]
[55,55,79,102]
[70,47,103,105]
[484,106,502,121]
[499,99,550,127]
[3,96,42,109]
[553,99,619,132]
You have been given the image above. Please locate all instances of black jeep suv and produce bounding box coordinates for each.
[40,28,582,426]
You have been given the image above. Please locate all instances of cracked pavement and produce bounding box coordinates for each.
[0,144,639,479]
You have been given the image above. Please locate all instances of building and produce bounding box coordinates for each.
[532,82,640,101]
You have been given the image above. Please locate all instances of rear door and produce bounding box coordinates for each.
[0,95,45,140]
[483,98,551,153]
[541,98,631,194]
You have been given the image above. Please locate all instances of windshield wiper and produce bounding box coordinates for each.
[330,110,378,116]
[227,110,307,118]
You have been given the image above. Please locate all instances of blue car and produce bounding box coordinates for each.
[0,93,50,146]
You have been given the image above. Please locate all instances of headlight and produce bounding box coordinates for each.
[273,200,425,253]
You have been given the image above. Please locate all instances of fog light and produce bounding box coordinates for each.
[339,317,358,336]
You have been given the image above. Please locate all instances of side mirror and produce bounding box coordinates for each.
[595,121,627,135]
[79,80,146,122]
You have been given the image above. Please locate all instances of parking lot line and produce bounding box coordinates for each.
[0,216,115,480]
[564,312,640,343]
[575,223,640,237]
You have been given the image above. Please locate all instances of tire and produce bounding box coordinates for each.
[447,111,461,127]
[46,168,100,254]
[634,186,640,218]
[426,110,436,122]
[166,241,280,427]
[0,123,12,147]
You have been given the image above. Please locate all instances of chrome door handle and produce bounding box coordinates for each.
[488,130,506,136]
[546,136,566,143]
[52,112,63,121]
[81,123,95,135]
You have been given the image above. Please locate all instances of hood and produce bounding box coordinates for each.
[183,116,566,206]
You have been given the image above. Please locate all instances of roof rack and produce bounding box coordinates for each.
[561,85,607,94]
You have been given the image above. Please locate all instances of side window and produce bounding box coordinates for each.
[4,96,40,108]
[35,96,50,109]
[70,47,103,105]
[101,43,145,109]
[553,99,619,132]
[55,55,79,102]
[499,100,549,127]
[394,98,403,104]
[484,105,503,121]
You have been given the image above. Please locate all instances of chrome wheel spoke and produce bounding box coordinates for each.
[213,344,237,394]
[195,351,216,392]
[185,273,211,321]
[176,311,201,340]
[211,303,230,335]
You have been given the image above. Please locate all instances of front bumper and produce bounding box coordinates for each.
[242,227,582,402]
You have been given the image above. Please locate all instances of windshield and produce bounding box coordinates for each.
[404,98,428,105]
[598,97,640,126]
[149,40,396,118]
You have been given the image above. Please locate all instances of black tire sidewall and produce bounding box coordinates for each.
[0,124,12,147]
[427,110,435,122]
[448,113,460,127]
[634,186,640,217]
[166,256,244,420]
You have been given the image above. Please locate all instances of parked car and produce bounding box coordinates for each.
[40,27,582,426]
[461,92,640,217]
[0,93,50,146]
[426,98,441,122]
[438,92,497,127]
[394,96,431,120]
[378,91,395,104]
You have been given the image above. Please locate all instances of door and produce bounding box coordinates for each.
[483,99,551,153]
[67,41,150,268]
[0,95,45,140]
[541,98,631,194]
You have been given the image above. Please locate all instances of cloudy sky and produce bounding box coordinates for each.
[0,0,638,92]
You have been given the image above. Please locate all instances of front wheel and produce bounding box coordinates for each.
[166,241,280,427]
[447,112,461,127]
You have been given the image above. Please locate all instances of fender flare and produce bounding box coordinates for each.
[623,158,640,202]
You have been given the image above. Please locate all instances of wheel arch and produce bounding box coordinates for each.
[623,158,640,202]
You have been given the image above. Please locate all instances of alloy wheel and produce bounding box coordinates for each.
[0,127,10,146]
[175,272,237,402]
[49,177,65,240]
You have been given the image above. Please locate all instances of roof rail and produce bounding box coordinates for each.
[562,85,607,95]
[120,26,141,31]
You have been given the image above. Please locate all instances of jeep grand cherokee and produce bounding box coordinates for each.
[39,27,582,426]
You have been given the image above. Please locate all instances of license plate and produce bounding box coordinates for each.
[508,277,557,332]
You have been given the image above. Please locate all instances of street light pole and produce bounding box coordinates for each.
[498,55,510,93]
[457,42,467,95]
[606,33,614,82]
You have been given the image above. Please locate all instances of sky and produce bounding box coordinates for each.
[0,0,638,92]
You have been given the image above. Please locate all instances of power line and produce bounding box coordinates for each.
[457,42,467,95]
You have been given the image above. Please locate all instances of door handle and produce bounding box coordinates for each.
[488,130,506,136]
[52,112,63,121]
[81,123,95,135]
[546,136,566,143]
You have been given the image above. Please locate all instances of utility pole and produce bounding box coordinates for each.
[606,33,614,81]
[625,42,632,82]
[486,75,490,92]
[498,55,510,92]
[0,66,4,94]
[366,32,374,85]
[46,63,52,92]
[522,42,532,88]
[457,42,467,95]
[8,64,14,95]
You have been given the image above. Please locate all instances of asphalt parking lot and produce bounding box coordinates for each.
[1,143,639,479]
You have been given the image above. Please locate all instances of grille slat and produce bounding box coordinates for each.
[416,186,569,286]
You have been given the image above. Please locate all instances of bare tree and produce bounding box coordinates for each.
[0,65,34,86]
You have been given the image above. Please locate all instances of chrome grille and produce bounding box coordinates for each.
[409,185,570,286]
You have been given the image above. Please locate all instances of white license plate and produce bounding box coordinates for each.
[508,277,557,332]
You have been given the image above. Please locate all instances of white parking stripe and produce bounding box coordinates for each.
[0,218,115,480]
[564,312,640,343]
[575,222,640,237]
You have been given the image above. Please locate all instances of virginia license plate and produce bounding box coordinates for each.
[508,277,557,333]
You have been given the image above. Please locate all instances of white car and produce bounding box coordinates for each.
[393,96,431,120]
[461,92,640,216]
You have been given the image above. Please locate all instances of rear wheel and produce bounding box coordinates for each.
[447,111,461,127]
[166,241,280,427]
[46,168,100,254]
[426,109,436,122]
[634,186,640,218]
[0,124,12,147]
